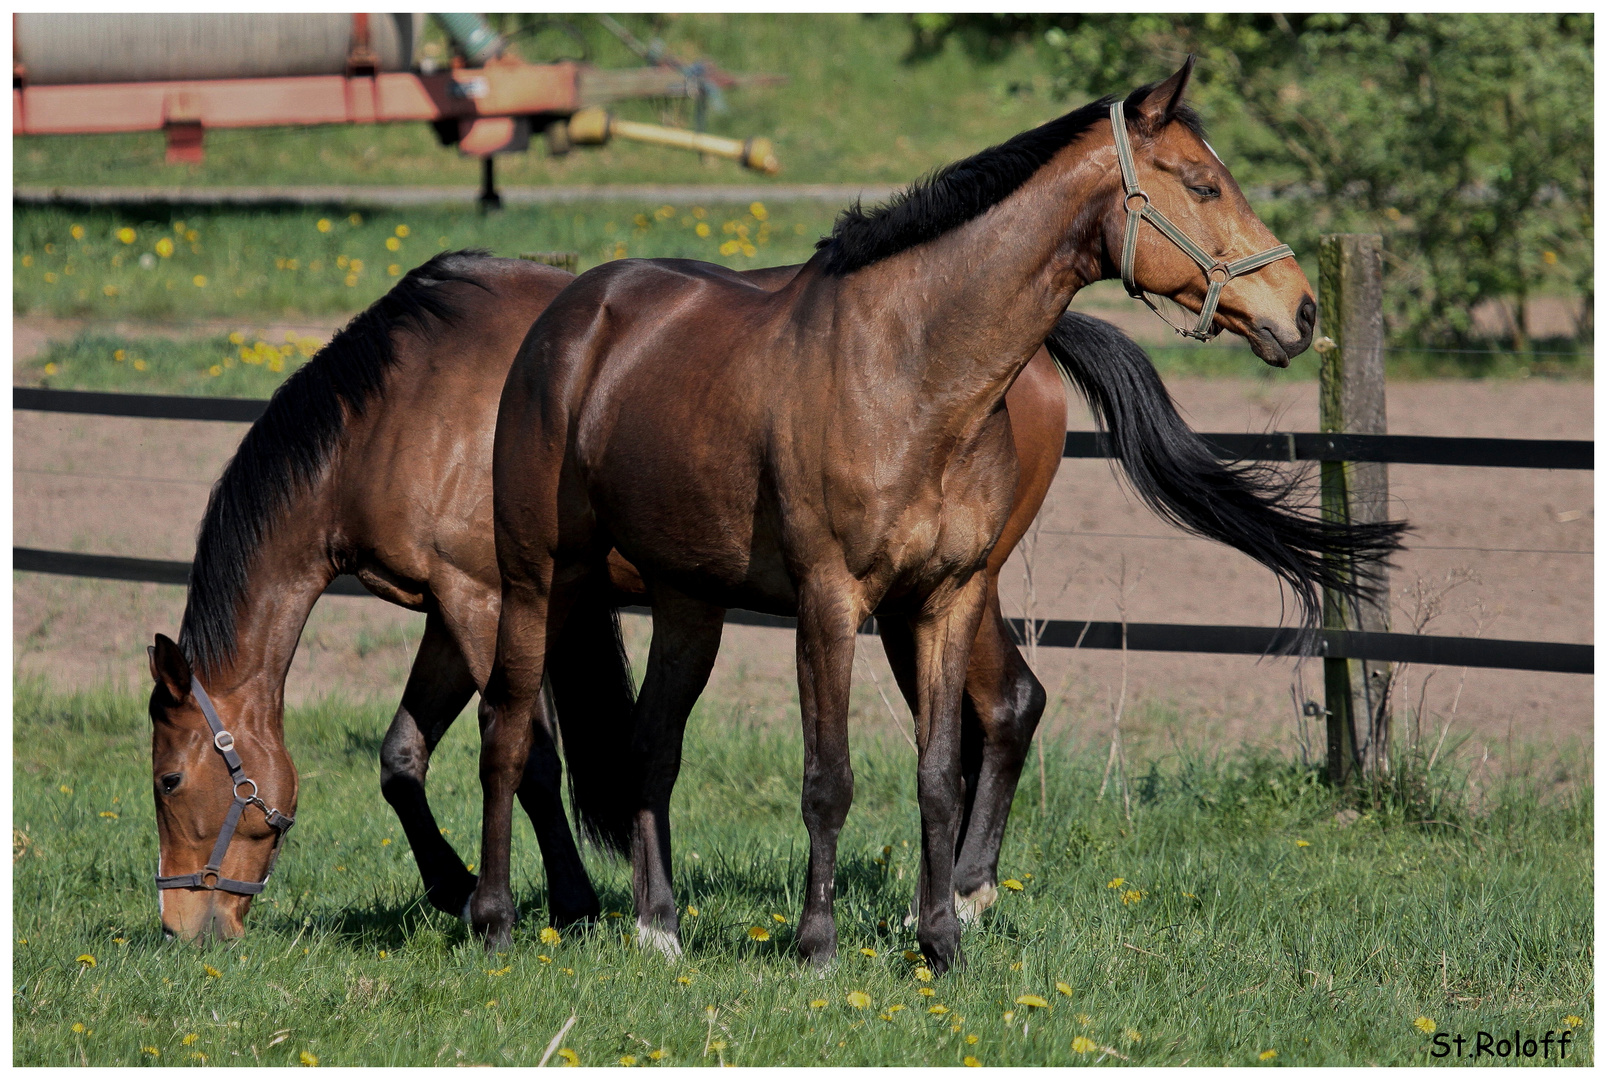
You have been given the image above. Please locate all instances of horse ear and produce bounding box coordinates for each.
[1129,54,1196,134]
[148,634,191,704]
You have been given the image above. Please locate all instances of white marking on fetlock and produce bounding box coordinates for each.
[461,891,476,926]
[635,921,683,958]
[955,884,999,924]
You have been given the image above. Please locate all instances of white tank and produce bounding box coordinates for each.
[14,13,423,85]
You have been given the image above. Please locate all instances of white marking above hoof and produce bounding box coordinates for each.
[635,922,683,958]
[955,884,998,924]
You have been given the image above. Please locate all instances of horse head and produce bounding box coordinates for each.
[1103,57,1316,366]
[148,633,297,941]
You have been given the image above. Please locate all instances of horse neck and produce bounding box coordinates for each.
[188,500,339,739]
[833,139,1118,428]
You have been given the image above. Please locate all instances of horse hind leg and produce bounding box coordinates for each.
[379,611,481,919]
[950,585,1046,922]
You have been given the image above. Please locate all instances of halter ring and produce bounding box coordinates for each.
[1207,263,1232,284]
[1124,192,1150,213]
[213,730,235,753]
[200,869,220,889]
[234,778,259,801]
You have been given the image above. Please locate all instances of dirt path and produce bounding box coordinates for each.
[15,362,1590,773]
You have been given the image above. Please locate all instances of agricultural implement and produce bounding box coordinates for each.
[12,13,782,208]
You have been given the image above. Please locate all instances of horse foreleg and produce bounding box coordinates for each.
[379,611,481,919]
[794,578,862,966]
[908,574,988,974]
[950,581,1046,921]
[627,586,725,956]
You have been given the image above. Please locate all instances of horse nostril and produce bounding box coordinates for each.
[1296,295,1317,338]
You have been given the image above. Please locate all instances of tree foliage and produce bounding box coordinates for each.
[908,14,1593,347]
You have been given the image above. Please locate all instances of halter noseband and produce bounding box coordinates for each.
[1110,100,1296,341]
[154,672,295,896]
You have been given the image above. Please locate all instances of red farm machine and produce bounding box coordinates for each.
[12,13,782,208]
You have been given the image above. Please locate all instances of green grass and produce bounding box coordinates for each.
[13,15,1056,189]
[14,679,1592,1066]
[13,201,838,324]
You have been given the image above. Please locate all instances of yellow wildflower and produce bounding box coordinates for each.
[686,906,699,917]
[388,264,401,276]
[1107,878,1125,889]
[914,966,933,982]
[486,965,511,976]
[380,838,391,846]
[316,219,332,233]
[1120,890,1144,905]
[102,285,119,297]
[695,222,712,238]
[918,987,936,997]
[886,1004,905,1014]
[43,363,57,375]
[1002,1011,1015,1024]
[395,224,410,238]
[71,225,85,240]
[619,1055,637,1066]
[719,240,740,256]
[860,947,876,958]
[648,1049,665,1061]
[1015,995,1049,1009]
[141,1046,160,1057]
[181,1033,199,1046]
[155,238,174,258]
[186,229,199,243]
[349,213,363,226]
[43,272,58,283]
[749,202,768,221]
[385,237,401,252]
[676,975,692,985]
[1010,962,1023,971]
[963,1056,981,1067]
[965,1034,979,1045]
[116,227,136,244]
[72,1023,86,1033]
[1564,1015,1584,1028]
[772,913,787,923]
[1296,840,1311,847]
[1259,1049,1277,1061]
[537,955,552,964]
[21,255,32,267]
[300,1049,320,1066]
[846,991,871,1009]
[192,275,207,288]
[209,365,223,377]
[810,999,828,1009]
[1413,1016,1436,1034]
[1056,981,1073,996]
[1125,1028,1142,1042]
[536,926,561,946]
[560,968,574,976]
[76,954,95,967]
[1072,1036,1096,1054]
[133,359,148,371]
[747,926,771,941]
[1001,879,1024,891]
[929,1004,949,1015]
[203,965,221,978]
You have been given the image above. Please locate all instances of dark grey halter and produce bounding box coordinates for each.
[1110,99,1296,341]
[154,672,294,896]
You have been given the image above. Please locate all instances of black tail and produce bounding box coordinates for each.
[547,592,637,855]
[1044,311,1407,632]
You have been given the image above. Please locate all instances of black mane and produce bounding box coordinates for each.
[178,250,492,678]
[815,81,1206,277]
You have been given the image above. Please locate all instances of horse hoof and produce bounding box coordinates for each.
[635,923,683,958]
[955,883,998,924]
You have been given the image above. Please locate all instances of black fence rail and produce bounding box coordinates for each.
[13,548,1592,675]
[17,387,1593,470]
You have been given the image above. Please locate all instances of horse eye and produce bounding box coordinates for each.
[160,772,183,795]
[1190,185,1221,199]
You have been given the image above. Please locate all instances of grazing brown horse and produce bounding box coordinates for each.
[144,251,1072,940]
[485,60,1357,971]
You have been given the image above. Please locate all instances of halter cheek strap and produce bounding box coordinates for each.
[154,672,295,896]
[1110,100,1296,341]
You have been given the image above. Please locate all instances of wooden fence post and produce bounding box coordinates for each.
[1316,234,1392,786]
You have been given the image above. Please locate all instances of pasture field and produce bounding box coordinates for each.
[13,679,1592,1067]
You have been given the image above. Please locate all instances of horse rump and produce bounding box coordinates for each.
[1044,311,1407,634]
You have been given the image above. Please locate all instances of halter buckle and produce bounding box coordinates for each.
[213,730,235,753]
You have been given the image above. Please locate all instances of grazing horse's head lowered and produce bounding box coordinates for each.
[148,634,297,941]
[1098,56,1315,365]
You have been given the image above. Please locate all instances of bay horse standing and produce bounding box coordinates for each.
[484,59,1399,970]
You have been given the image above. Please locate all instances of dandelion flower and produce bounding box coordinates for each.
[918,987,935,997]
[76,954,95,967]
[963,1056,981,1067]
[1009,962,1023,972]
[1015,995,1049,1009]
[686,906,699,917]
[1056,981,1073,997]
[102,285,119,297]
[316,219,332,233]
[1072,1036,1096,1054]
[380,838,391,846]
[747,926,771,941]
[395,224,410,238]
[133,359,148,371]
[695,222,712,238]
[749,202,768,221]
[1107,878,1125,889]
[141,1046,160,1057]
[537,955,552,964]
[44,272,58,283]
[648,1049,665,1060]
[388,264,401,276]
[386,237,401,252]
[155,238,174,258]
[677,975,692,985]
[1296,840,1310,848]
[914,966,933,982]
[1076,1014,1091,1026]
[1125,1028,1142,1042]
[208,365,223,377]
[300,1049,320,1066]
[72,1023,86,1033]
[1001,879,1024,891]
[486,965,511,976]
[846,991,871,1009]
[71,225,85,240]
[43,363,57,375]
[810,999,828,1009]
[560,968,574,976]
[1259,1049,1277,1061]
[1413,1016,1436,1034]
[182,1034,199,1046]
[192,275,207,288]
[1564,1015,1584,1028]
[21,255,32,267]
[886,1004,905,1014]
[619,1055,637,1066]
[1002,1011,1015,1024]
[203,965,222,978]
[965,1034,979,1045]
[859,947,876,958]
[1120,890,1144,905]
[349,213,363,226]
[116,227,136,244]
[100,810,119,818]
[772,913,787,923]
